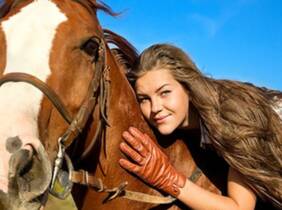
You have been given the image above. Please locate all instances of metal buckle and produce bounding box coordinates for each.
[49,169,73,200]
[50,138,65,190]
[49,138,74,200]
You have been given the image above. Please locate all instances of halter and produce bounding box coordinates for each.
[0,36,202,205]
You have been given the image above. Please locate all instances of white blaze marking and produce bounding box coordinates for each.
[0,0,67,193]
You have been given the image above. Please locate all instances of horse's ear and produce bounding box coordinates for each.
[0,0,12,18]
[0,0,31,19]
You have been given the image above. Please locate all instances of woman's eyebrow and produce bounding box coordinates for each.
[136,93,147,97]
[136,84,171,97]
[156,84,170,92]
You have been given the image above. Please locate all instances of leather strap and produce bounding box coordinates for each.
[69,167,202,204]
[0,72,73,124]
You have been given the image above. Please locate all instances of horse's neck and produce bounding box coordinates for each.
[102,49,153,158]
[72,50,164,209]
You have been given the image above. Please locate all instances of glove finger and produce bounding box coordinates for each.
[128,127,151,153]
[143,133,167,157]
[143,133,157,148]
[119,158,140,174]
[120,142,144,165]
[122,130,147,157]
[128,127,146,142]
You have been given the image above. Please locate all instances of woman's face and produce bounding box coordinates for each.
[135,69,189,135]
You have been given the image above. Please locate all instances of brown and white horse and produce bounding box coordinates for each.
[1,0,280,210]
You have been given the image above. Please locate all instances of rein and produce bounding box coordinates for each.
[0,36,203,205]
[0,73,73,124]
[69,166,202,204]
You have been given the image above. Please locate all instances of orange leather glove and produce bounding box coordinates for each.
[119,127,186,197]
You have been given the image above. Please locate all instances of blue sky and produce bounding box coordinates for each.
[99,0,282,90]
[0,0,281,90]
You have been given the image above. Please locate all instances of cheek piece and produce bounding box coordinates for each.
[119,127,186,197]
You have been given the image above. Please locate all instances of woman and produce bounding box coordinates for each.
[119,44,282,209]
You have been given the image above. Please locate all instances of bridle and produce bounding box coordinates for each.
[0,36,203,205]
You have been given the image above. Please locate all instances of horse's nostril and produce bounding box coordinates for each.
[6,136,23,154]
[9,148,33,178]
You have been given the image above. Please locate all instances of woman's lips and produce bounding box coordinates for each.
[154,115,170,124]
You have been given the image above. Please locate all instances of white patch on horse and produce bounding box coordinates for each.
[0,0,67,193]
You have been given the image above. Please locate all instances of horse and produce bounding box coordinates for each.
[0,0,280,210]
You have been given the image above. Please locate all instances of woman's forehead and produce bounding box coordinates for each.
[135,69,177,94]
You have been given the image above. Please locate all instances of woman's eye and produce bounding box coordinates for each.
[160,90,171,97]
[138,97,149,104]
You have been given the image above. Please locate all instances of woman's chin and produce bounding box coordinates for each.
[156,125,175,135]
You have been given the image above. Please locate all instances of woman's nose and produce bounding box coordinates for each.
[151,98,162,113]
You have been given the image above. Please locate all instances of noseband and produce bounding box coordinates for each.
[0,36,203,205]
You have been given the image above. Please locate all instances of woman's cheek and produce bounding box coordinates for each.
[140,104,150,120]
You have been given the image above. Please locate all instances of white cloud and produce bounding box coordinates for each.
[188,0,256,38]
[190,14,219,37]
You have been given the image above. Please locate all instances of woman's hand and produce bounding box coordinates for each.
[119,127,186,197]
[119,127,257,210]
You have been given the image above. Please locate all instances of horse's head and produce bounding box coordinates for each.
[0,0,113,209]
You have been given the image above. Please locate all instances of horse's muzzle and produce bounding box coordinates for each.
[0,140,52,210]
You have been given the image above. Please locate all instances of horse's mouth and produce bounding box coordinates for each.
[0,190,46,210]
[0,143,52,210]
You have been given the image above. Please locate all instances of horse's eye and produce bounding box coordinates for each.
[81,39,99,58]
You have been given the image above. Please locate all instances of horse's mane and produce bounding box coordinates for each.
[0,0,117,19]
[103,29,138,74]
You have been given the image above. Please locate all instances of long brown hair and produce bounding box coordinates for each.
[130,44,282,208]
